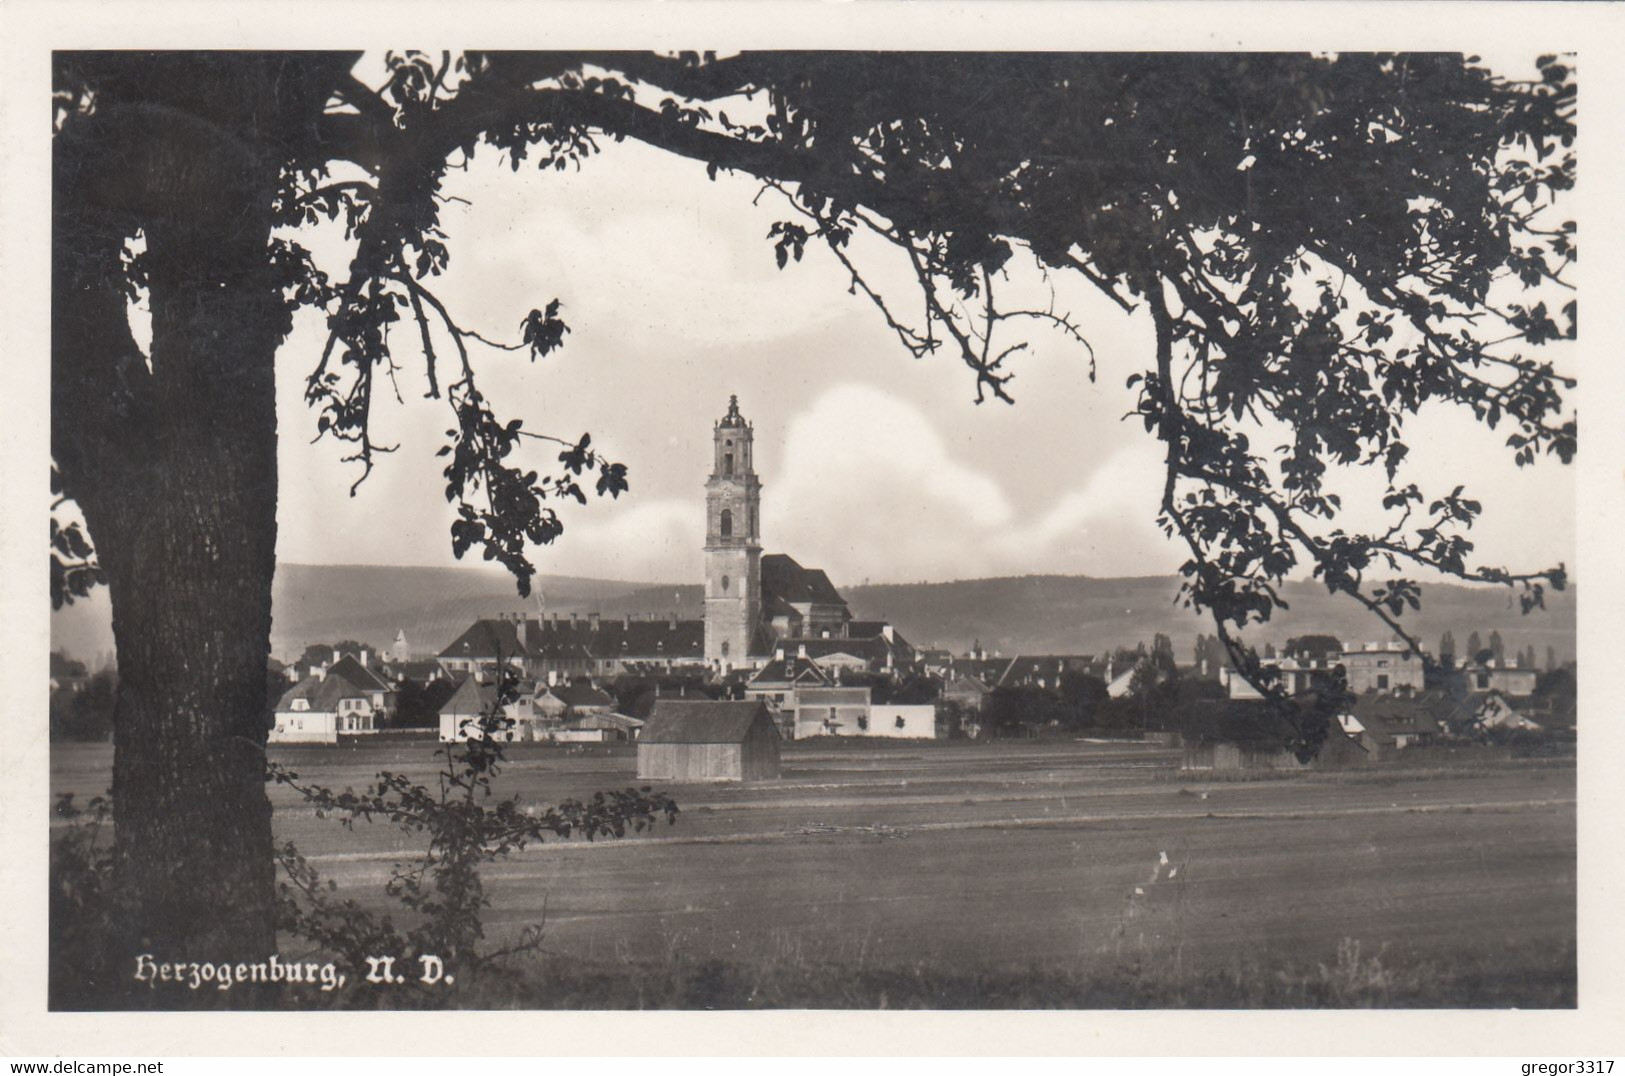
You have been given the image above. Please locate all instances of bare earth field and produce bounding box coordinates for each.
[50,738,1577,1007]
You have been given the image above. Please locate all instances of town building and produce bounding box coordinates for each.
[942,675,993,711]
[793,686,874,738]
[271,672,386,744]
[1221,656,1340,700]
[435,676,553,742]
[995,655,1097,691]
[535,681,615,720]
[1338,641,1427,694]
[1457,659,1539,697]
[746,648,831,699]
[1471,690,1543,732]
[554,712,646,743]
[438,612,707,681]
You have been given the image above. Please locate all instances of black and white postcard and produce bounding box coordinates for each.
[3,0,1623,1060]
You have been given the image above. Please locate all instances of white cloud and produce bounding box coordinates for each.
[993,440,1174,573]
[761,384,1182,585]
[533,497,703,583]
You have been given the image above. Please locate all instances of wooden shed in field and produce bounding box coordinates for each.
[636,700,781,782]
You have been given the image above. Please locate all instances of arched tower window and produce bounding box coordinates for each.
[721,640,730,658]
[721,575,730,592]
[724,453,734,476]
[720,509,733,538]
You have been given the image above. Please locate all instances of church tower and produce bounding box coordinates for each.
[704,395,762,666]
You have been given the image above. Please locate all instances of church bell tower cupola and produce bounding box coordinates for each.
[704,395,762,665]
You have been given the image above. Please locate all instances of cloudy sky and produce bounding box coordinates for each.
[269,66,1576,594]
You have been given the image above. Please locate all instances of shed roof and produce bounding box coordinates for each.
[641,700,776,744]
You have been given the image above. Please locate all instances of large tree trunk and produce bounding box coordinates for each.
[96,200,284,967]
[53,63,295,981]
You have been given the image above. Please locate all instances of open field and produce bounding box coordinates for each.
[50,738,1576,1007]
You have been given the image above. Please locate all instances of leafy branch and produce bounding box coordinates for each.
[267,660,678,980]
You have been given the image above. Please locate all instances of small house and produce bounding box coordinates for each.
[1338,694,1442,759]
[436,676,548,742]
[637,700,781,782]
[270,674,380,743]
[536,681,616,719]
[1472,690,1543,732]
[942,675,992,711]
[556,712,646,743]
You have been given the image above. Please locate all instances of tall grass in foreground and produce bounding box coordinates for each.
[319,846,1574,1010]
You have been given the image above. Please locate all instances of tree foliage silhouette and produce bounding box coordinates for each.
[52,50,1574,962]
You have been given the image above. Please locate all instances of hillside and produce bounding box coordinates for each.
[51,564,659,662]
[52,563,1575,666]
[843,575,1576,662]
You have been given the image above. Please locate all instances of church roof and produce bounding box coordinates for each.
[761,554,846,608]
[717,394,749,430]
[762,590,800,619]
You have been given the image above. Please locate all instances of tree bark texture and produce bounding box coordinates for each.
[52,55,348,974]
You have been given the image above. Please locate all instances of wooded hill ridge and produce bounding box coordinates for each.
[51,563,1577,665]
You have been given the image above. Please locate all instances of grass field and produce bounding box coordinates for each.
[50,737,1577,1007]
